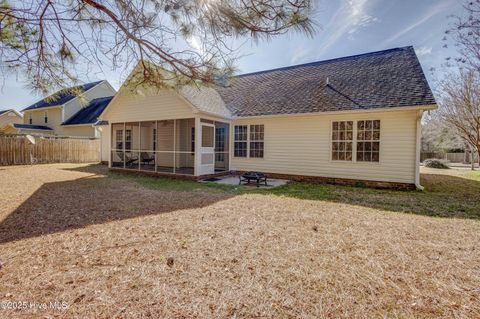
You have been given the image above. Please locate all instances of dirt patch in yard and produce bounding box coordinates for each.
[0,164,479,318]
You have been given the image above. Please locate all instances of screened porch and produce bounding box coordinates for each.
[110,118,230,176]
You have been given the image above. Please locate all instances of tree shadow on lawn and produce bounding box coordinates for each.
[0,169,234,244]
[62,164,480,220]
[1,165,478,244]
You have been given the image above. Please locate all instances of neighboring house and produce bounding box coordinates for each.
[0,109,23,133]
[9,80,116,137]
[98,46,437,189]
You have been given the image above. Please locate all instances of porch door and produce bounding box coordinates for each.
[215,127,226,169]
[200,123,215,175]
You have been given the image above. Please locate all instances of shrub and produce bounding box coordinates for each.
[424,159,450,169]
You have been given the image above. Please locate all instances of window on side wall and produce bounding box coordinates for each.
[331,121,353,161]
[44,111,48,124]
[249,125,264,158]
[115,130,123,149]
[234,125,248,157]
[29,114,32,124]
[357,120,380,162]
[125,129,132,150]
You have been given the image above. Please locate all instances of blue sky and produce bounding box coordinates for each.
[0,0,463,112]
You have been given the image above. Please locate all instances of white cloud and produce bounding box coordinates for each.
[290,45,312,64]
[381,0,452,47]
[317,0,379,55]
[415,46,432,57]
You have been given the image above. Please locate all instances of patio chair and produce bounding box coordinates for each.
[124,152,138,167]
[140,152,155,165]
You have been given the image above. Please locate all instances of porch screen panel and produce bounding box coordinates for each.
[111,123,125,167]
[139,121,156,171]
[175,118,195,174]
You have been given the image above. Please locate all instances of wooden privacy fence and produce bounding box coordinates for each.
[0,134,100,165]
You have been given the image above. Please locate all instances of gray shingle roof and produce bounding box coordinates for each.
[215,46,436,117]
[23,81,103,111]
[180,86,231,118]
[62,96,113,126]
[13,124,52,130]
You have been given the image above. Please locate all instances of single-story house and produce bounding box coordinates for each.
[0,109,23,133]
[98,46,437,189]
[9,80,116,137]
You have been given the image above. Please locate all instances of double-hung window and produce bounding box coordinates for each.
[234,125,264,158]
[234,125,248,157]
[125,129,132,150]
[115,130,123,149]
[249,125,264,158]
[331,120,380,162]
[331,121,353,161]
[357,120,380,162]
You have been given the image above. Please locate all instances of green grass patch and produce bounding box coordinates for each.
[108,168,480,220]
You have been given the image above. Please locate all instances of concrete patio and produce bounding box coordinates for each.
[201,175,289,188]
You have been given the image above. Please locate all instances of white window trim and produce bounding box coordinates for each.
[330,120,354,162]
[356,120,381,164]
[233,124,265,159]
[330,119,381,164]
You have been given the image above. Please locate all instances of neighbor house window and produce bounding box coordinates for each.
[234,125,248,157]
[357,120,380,162]
[331,121,353,161]
[44,111,48,124]
[249,125,264,158]
[115,130,123,149]
[29,114,32,124]
[125,129,132,150]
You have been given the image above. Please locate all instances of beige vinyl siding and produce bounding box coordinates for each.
[63,81,116,121]
[1,125,19,134]
[231,110,418,184]
[24,108,62,132]
[62,125,95,137]
[100,126,110,162]
[0,111,22,129]
[102,89,195,123]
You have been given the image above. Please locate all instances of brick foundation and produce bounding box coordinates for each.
[109,167,415,190]
[231,171,416,191]
[109,167,229,181]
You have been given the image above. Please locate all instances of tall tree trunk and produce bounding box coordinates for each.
[477,147,480,169]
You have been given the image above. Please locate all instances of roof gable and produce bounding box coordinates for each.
[63,96,113,125]
[215,46,436,117]
[23,81,104,111]
[0,109,22,117]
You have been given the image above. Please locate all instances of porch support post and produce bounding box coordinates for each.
[155,121,158,173]
[138,122,141,170]
[194,117,201,176]
[123,122,126,169]
[173,119,176,174]
[108,123,112,168]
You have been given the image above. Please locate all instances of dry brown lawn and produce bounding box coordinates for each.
[0,164,479,318]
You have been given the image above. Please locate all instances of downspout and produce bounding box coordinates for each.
[415,110,424,190]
